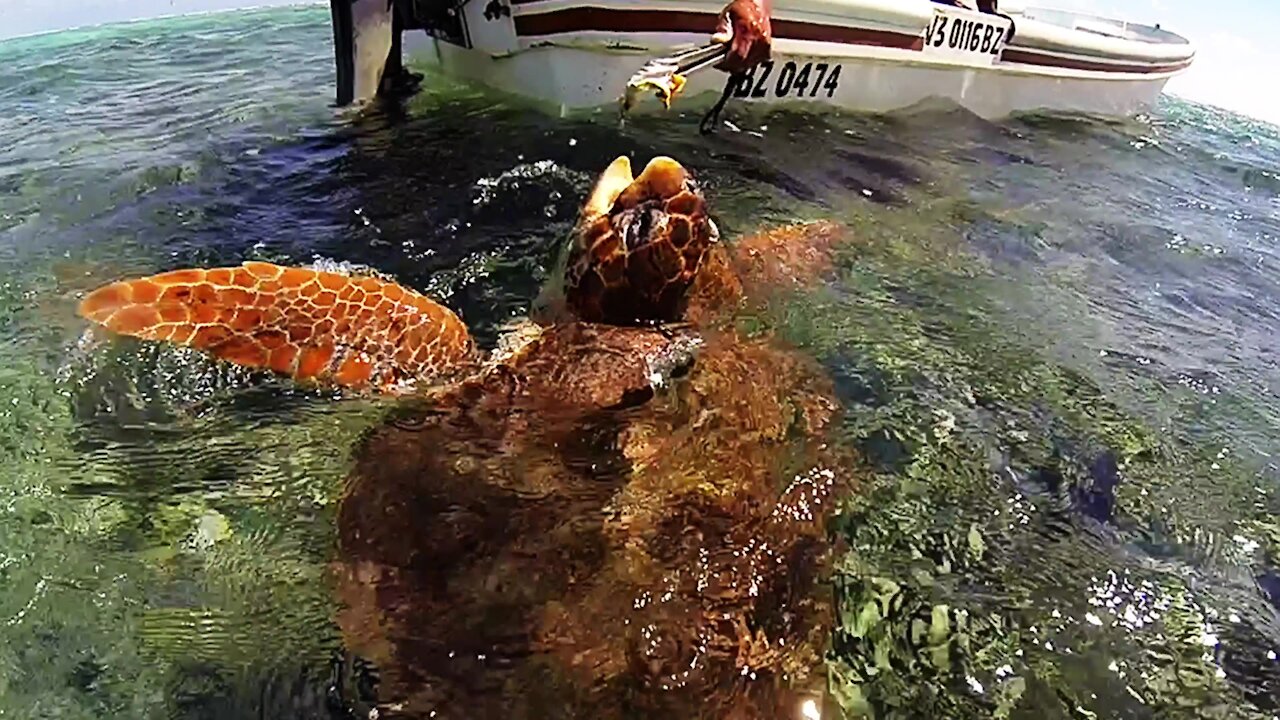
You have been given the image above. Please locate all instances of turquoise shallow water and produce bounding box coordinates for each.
[2,5,1280,719]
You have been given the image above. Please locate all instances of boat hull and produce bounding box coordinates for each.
[407,34,1178,119]
[394,0,1193,120]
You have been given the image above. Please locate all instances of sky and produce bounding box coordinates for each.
[0,1,323,39]
[1043,0,1280,123]
[0,0,1275,123]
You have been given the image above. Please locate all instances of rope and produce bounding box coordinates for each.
[699,73,740,135]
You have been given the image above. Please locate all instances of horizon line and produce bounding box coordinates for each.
[0,1,325,43]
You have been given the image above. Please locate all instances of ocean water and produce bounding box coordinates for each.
[2,4,1280,719]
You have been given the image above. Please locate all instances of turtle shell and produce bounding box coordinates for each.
[563,156,718,325]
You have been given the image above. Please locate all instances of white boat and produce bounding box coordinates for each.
[329,0,1195,121]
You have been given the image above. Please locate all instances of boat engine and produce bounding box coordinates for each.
[397,0,470,46]
[329,0,471,106]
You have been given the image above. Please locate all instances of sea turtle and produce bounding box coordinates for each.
[77,155,854,718]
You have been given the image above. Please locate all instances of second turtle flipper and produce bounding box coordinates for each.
[78,262,476,394]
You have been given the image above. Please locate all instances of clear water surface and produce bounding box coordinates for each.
[1,5,1279,719]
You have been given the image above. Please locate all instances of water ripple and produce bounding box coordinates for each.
[2,4,1280,720]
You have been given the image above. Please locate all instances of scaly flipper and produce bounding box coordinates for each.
[77,261,475,393]
[684,221,844,324]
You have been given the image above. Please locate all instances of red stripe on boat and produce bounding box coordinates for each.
[511,7,1189,75]
[999,49,1193,74]
[513,8,924,50]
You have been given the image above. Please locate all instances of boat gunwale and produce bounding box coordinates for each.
[507,33,1191,81]
[503,3,1194,77]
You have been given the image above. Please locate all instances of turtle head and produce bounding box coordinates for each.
[562,155,719,325]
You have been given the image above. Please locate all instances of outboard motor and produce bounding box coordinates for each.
[329,0,470,106]
[399,0,470,45]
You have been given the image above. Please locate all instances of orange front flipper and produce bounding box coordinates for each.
[78,261,476,393]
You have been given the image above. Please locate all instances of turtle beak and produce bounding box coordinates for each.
[582,155,634,220]
[615,156,689,209]
[580,156,692,221]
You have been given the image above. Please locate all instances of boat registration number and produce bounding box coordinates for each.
[731,61,843,100]
[922,6,1011,65]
